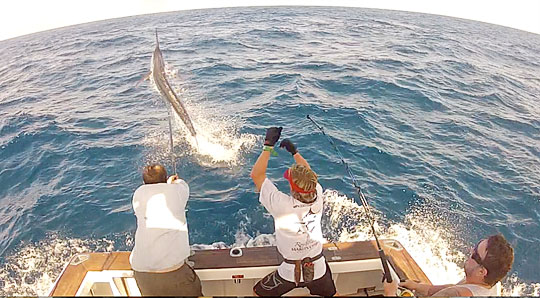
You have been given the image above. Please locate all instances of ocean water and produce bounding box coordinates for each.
[0,6,539,295]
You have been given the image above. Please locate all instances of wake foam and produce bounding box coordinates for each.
[0,234,130,296]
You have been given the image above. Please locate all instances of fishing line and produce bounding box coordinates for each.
[307,114,393,283]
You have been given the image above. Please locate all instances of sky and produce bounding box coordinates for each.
[1,0,539,41]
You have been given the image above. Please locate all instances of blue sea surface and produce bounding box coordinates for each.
[0,7,539,295]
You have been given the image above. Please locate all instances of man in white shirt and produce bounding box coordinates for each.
[130,164,202,296]
[384,234,514,296]
[250,127,336,296]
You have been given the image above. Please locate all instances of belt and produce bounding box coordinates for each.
[283,252,324,285]
[283,251,324,264]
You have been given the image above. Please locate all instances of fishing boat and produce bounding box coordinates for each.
[48,239,430,296]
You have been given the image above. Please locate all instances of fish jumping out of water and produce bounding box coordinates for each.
[142,30,197,137]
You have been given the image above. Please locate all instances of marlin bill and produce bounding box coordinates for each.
[145,30,197,137]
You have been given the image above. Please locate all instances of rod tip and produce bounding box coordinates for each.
[306,115,310,119]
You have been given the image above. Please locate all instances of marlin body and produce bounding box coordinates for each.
[149,31,197,137]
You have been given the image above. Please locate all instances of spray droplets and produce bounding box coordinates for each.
[146,65,258,167]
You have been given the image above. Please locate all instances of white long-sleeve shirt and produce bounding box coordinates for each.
[129,180,190,272]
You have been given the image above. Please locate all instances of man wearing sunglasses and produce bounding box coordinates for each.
[250,127,336,296]
[384,234,514,296]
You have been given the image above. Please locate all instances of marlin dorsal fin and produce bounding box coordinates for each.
[135,71,152,87]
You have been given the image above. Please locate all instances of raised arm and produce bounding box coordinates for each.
[250,150,270,192]
[279,139,311,169]
[250,127,282,192]
[293,152,310,169]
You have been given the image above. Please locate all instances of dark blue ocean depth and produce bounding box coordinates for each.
[0,7,539,295]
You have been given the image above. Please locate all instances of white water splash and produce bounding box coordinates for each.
[182,112,258,165]
[502,274,540,296]
[0,234,126,296]
[321,189,381,242]
[147,64,258,166]
[384,222,465,284]
[142,112,258,167]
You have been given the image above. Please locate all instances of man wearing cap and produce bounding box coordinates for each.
[250,127,336,296]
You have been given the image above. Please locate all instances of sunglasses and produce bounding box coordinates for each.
[470,241,487,268]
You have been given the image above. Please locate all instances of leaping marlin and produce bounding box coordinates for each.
[143,30,197,137]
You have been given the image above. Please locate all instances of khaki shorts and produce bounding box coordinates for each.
[133,263,203,296]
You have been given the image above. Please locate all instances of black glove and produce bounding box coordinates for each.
[280,139,298,155]
[264,127,282,146]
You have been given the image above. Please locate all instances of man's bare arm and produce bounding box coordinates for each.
[427,284,459,296]
[431,286,472,297]
[293,152,311,169]
[279,139,310,169]
[400,281,456,296]
[250,150,270,192]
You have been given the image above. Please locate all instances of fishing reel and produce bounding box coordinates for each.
[397,287,415,297]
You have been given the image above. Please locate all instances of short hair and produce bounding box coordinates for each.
[483,234,514,287]
[290,164,318,203]
[142,164,167,184]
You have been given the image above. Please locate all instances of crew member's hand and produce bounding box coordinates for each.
[279,139,298,155]
[383,277,399,297]
[264,127,282,146]
[167,174,179,184]
[399,280,418,291]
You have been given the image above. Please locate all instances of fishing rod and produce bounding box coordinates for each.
[167,108,177,174]
[307,114,393,283]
